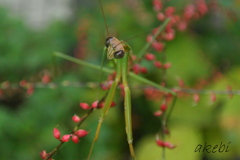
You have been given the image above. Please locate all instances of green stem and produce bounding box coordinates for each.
[137,18,171,59]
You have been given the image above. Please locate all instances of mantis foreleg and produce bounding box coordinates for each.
[87,53,122,160]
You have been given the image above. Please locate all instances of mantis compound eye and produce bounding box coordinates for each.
[105,37,113,48]
[114,50,125,59]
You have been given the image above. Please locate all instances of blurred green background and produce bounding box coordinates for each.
[0,0,239,160]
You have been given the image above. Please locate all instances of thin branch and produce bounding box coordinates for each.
[2,81,239,95]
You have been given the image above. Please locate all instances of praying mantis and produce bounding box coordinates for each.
[54,0,177,159]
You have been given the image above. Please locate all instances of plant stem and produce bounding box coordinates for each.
[137,18,171,59]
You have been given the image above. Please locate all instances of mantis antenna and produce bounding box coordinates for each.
[97,0,109,95]
[98,0,109,37]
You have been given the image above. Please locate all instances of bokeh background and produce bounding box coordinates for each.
[0,0,239,160]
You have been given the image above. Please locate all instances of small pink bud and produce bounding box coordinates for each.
[75,129,89,137]
[42,74,51,84]
[184,4,196,19]
[140,67,148,74]
[160,103,167,112]
[164,142,176,149]
[154,110,163,117]
[193,94,200,103]
[92,101,99,108]
[110,101,116,107]
[177,21,187,31]
[152,41,164,52]
[146,35,153,42]
[196,0,208,15]
[178,78,185,88]
[72,135,79,143]
[210,93,216,102]
[53,128,61,140]
[133,64,141,74]
[153,0,163,12]
[19,80,28,87]
[80,102,90,110]
[27,86,34,95]
[72,115,81,123]
[100,81,112,90]
[145,53,155,61]
[40,150,48,159]
[156,140,165,147]
[157,12,165,21]
[61,134,71,142]
[154,61,162,68]
[163,62,172,69]
[164,32,175,41]
[165,6,175,17]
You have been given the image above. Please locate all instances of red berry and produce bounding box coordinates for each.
[100,81,113,90]
[140,67,148,74]
[156,140,165,147]
[72,115,81,123]
[184,4,196,19]
[110,101,116,107]
[164,31,175,41]
[145,53,155,61]
[79,102,90,110]
[153,0,163,12]
[154,61,162,68]
[146,35,153,42]
[61,134,71,142]
[160,103,167,112]
[152,41,164,52]
[72,135,79,143]
[19,80,28,87]
[75,129,89,137]
[196,0,208,15]
[133,64,141,74]
[53,128,61,140]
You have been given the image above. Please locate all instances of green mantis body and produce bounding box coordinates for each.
[86,35,176,159]
[55,28,177,159]
[88,37,136,159]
